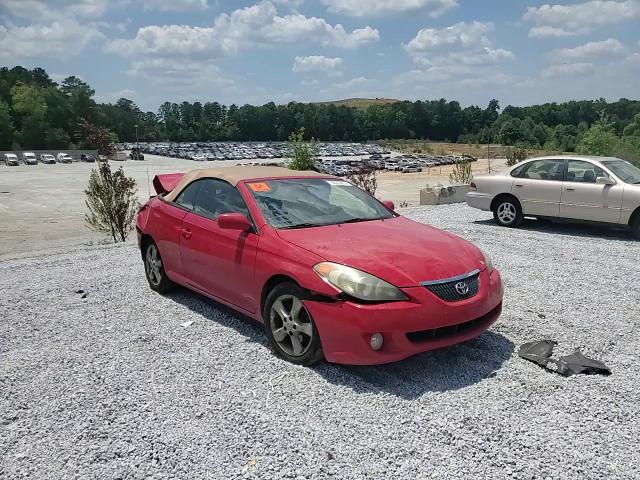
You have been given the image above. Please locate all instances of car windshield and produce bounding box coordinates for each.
[602,159,640,184]
[247,178,394,229]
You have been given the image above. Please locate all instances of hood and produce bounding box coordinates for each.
[276,216,485,287]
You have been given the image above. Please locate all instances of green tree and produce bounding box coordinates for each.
[577,115,619,156]
[288,128,318,171]
[80,119,116,156]
[0,100,15,149]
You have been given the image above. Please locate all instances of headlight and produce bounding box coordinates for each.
[313,262,407,302]
[479,248,494,274]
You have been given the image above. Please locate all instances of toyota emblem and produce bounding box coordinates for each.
[455,281,469,295]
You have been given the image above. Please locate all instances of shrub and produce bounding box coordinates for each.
[288,128,318,171]
[505,146,528,166]
[347,159,378,196]
[449,159,473,185]
[85,162,139,243]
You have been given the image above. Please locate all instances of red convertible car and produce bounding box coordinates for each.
[136,166,503,365]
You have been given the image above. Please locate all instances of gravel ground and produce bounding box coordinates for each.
[1,205,639,479]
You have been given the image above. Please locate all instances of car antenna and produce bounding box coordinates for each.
[147,168,151,198]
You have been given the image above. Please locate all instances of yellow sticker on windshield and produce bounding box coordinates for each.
[248,182,271,192]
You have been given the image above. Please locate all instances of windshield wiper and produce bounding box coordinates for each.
[340,217,378,224]
[279,222,321,230]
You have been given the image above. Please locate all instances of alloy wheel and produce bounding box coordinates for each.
[145,244,163,286]
[269,294,314,357]
[497,202,517,224]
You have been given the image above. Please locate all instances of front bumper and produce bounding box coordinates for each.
[466,192,493,211]
[305,269,503,365]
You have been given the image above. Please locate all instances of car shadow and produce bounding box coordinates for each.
[473,217,633,242]
[312,330,514,399]
[166,287,514,400]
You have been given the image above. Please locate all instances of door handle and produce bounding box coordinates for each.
[182,228,192,240]
[514,184,523,188]
[565,187,576,191]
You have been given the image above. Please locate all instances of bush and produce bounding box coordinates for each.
[449,159,473,185]
[347,159,378,196]
[85,162,139,243]
[505,146,528,166]
[288,128,318,171]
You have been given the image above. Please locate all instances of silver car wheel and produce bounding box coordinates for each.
[269,294,314,357]
[145,244,163,286]
[497,202,517,224]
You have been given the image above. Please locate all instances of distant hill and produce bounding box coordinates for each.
[315,98,400,109]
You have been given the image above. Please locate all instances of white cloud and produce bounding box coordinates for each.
[542,62,595,78]
[404,22,494,54]
[549,38,626,63]
[300,79,320,87]
[524,1,640,38]
[0,19,104,59]
[106,1,379,57]
[141,0,209,11]
[321,0,457,17]
[403,21,514,80]
[0,0,109,20]
[292,55,343,73]
[333,76,378,89]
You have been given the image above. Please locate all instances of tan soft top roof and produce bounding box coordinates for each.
[164,166,329,202]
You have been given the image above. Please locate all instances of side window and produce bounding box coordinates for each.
[174,181,201,210]
[518,159,564,181]
[566,160,609,183]
[510,163,529,177]
[193,179,250,220]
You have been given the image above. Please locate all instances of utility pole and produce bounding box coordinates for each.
[135,124,139,160]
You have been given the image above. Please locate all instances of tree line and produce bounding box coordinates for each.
[1,66,639,164]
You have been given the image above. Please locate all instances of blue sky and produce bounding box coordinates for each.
[1,0,639,111]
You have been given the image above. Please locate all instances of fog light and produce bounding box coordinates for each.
[370,333,384,351]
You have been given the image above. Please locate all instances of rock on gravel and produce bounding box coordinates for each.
[1,204,639,479]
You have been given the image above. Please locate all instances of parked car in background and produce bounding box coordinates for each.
[137,166,503,366]
[467,155,640,239]
[4,153,19,166]
[80,154,96,162]
[40,154,56,164]
[57,153,73,163]
[22,152,38,165]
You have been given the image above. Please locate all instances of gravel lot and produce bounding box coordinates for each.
[1,205,639,479]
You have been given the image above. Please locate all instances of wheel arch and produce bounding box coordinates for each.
[260,274,302,320]
[139,233,154,259]
[490,193,522,212]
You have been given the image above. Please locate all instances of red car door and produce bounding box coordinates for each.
[178,179,259,313]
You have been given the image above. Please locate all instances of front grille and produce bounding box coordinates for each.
[406,303,501,343]
[422,270,480,302]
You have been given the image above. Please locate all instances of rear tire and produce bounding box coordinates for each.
[143,240,175,294]
[631,216,640,240]
[493,197,524,228]
[263,282,324,366]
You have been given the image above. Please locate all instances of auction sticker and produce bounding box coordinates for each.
[327,180,351,186]
[248,182,271,192]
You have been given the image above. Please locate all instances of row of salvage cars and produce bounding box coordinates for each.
[2,152,97,165]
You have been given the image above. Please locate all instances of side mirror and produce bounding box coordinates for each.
[382,200,395,211]
[596,176,615,186]
[218,213,252,232]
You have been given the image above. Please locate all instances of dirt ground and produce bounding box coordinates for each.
[0,154,506,258]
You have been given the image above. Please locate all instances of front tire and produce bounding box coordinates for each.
[263,282,324,366]
[493,197,524,228]
[143,240,174,293]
